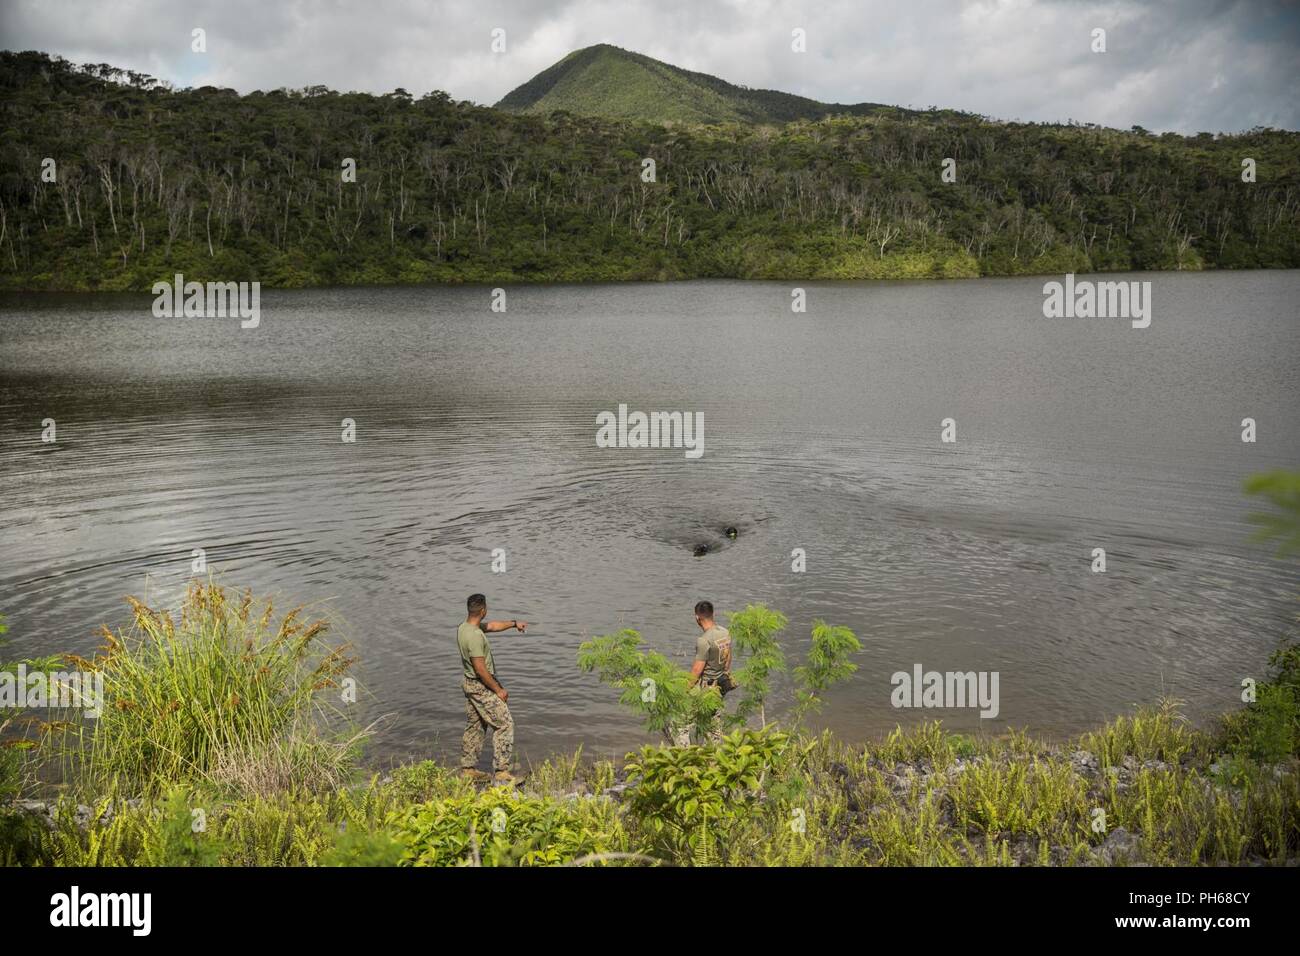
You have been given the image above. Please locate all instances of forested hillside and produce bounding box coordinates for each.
[494,43,914,124]
[0,50,1296,291]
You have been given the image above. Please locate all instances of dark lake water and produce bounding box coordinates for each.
[1,272,1297,767]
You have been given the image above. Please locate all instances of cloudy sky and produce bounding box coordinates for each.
[2,0,1297,133]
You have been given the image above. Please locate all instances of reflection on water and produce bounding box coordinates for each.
[1,272,1297,764]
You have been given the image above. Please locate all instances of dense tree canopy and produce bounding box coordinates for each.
[0,50,1296,290]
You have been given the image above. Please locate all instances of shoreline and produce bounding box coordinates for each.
[2,572,1296,867]
[6,699,1298,867]
[3,262,1290,297]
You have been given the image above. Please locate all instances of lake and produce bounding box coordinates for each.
[1,271,1297,767]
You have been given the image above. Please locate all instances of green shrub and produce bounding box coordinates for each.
[1245,470,1300,557]
[390,787,628,866]
[0,614,24,802]
[155,789,226,866]
[1222,682,1299,763]
[319,824,404,866]
[577,629,721,742]
[579,609,860,737]
[947,734,980,758]
[792,620,862,722]
[726,604,788,728]
[624,728,790,861]
[1220,471,1300,762]
[387,760,476,803]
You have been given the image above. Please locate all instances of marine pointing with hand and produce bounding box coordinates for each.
[457,592,529,785]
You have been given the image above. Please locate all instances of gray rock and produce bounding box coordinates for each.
[1070,750,1100,775]
[1092,826,1143,866]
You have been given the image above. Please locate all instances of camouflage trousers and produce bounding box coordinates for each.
[460,677,514,772]
[669,714,723,747]
[669,684,724,747]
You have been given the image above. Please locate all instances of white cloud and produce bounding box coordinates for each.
[1,0,1295,132]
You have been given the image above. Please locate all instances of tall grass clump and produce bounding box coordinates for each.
[1078,697,1198,769]
[63,581,365,797]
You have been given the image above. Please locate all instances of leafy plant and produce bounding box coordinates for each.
[577,629,721,742]
[1221,470,1300,761]
[1222,679,1300,763]
[726,604,788,728]
[580,609,860,737]
[1245,470,1300,556]
[390,788,627,866]
[155,788,226,866]
[319,824,403,866]
[792,619,863,723]
[35,788,226,866]
[947,734,980,758]
[387,760,476,803]
[947,758,1090,840]
[623,728,790,860]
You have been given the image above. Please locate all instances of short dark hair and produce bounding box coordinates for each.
[467,593,487,616]
[694,600,714,618]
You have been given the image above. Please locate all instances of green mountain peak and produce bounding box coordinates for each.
[494,44,907,125]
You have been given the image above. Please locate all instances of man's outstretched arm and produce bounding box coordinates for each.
[482,619,527,633]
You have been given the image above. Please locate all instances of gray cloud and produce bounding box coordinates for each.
[2,0,1296,132]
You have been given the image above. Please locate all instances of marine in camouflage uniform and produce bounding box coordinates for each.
[457,593,528,779]
[671,600,733,746]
